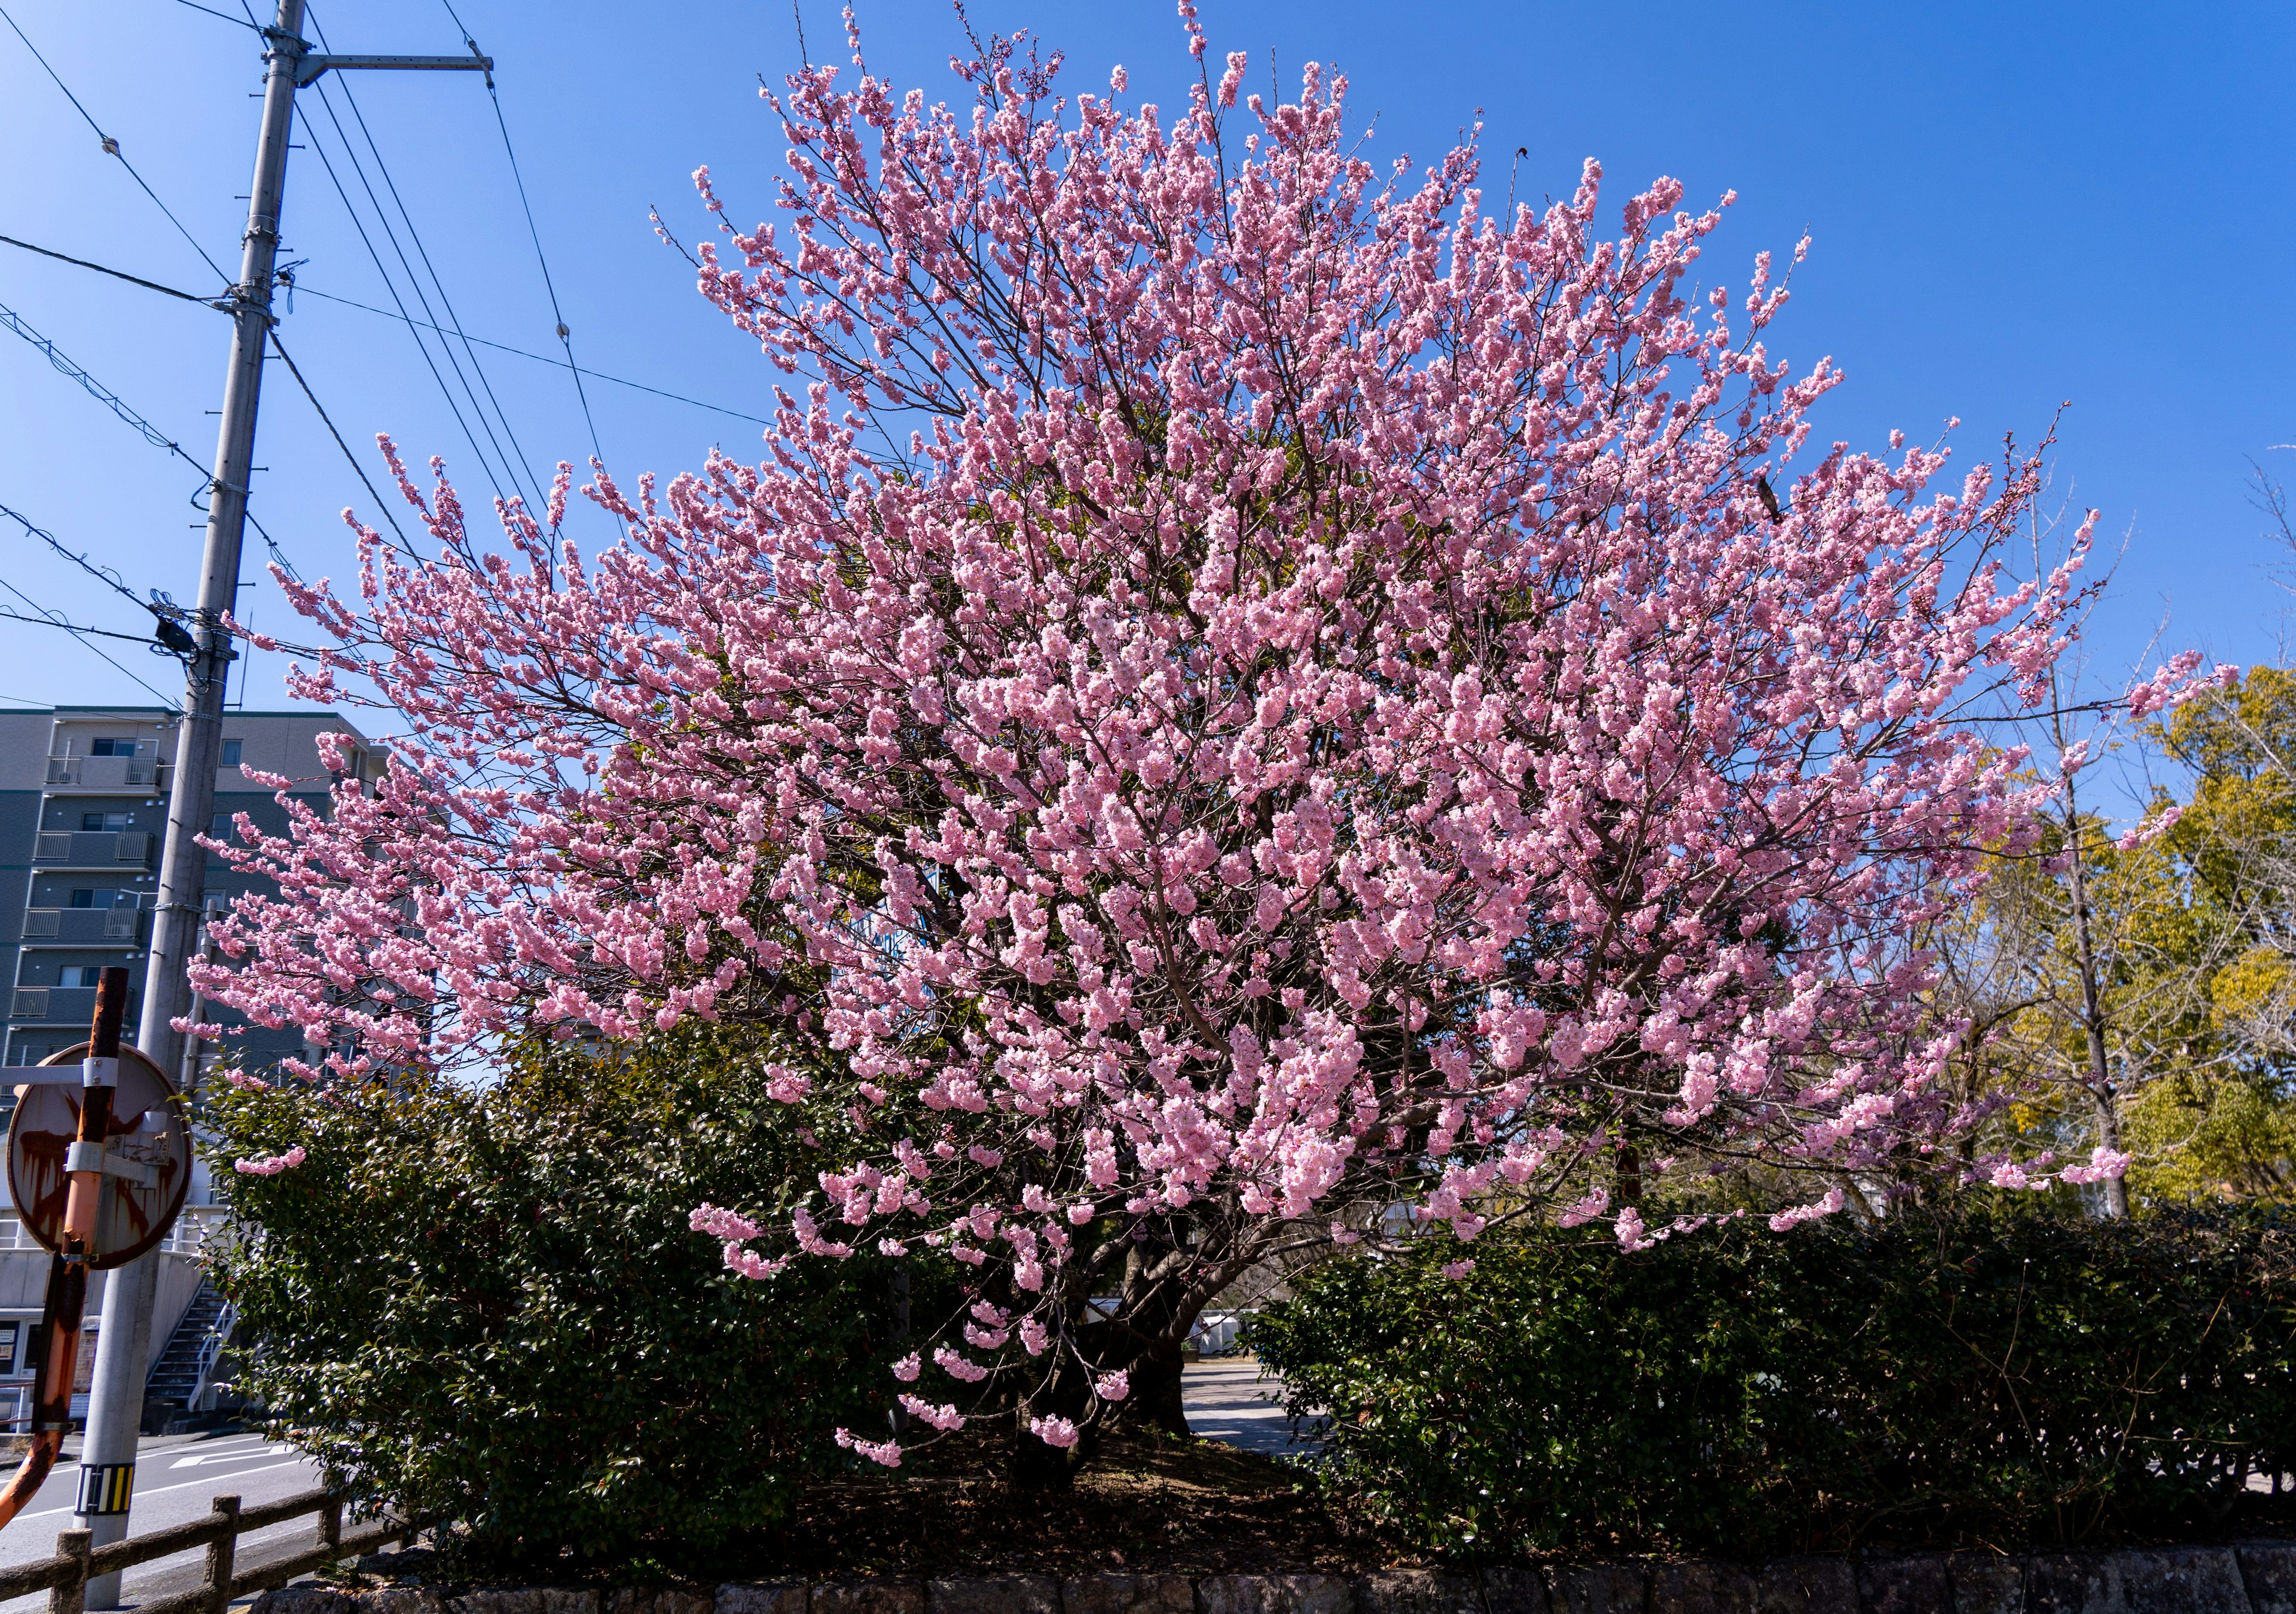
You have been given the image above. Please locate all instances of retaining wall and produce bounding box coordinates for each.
[254,1542,2296,1614]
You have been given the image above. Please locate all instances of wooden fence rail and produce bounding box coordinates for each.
[0,1487,427,1614]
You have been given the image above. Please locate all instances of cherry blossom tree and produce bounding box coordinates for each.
[203,11,2191,1484]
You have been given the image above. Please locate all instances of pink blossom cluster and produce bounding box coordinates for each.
[193,10,2175,1463]
[233,1146,306,1176]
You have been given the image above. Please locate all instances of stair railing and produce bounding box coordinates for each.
[185,1300,236,1416]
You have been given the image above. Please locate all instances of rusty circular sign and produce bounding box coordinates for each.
[8,1043,193,1270]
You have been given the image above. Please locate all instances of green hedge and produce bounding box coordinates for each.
[208,1031,912,1569]
[1247,1205,2296,1557]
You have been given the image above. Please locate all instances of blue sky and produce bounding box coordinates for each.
[2,0,2291,723]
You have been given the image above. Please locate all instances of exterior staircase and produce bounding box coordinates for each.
[143,1277,233,1433]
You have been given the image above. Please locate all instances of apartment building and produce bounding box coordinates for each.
[1,704,377,1073]
[0,704,381,1426]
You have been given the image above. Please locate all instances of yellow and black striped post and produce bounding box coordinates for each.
[74,1462,133,1516]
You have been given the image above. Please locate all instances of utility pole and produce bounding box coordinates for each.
[75,7,489,1601]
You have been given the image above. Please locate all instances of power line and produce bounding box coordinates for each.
[0,299,301,580]
[1,301,184,456]
[440,0,615,490]
[291,98,517,509]
[0,605,170,648]
[304,6,549,515]
[0,231,762,426]
[0,498,148,615]
[266,331,417,552]
[0,1,231,283]
[0,233,221,305]
[292,285,771,424]
[171,0,264,30]
[0,576,175,704]
[319,74,548,512]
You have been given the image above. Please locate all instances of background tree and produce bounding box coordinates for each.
[200,16,2194,1483]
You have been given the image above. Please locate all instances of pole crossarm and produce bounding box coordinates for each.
[293,53,492,87]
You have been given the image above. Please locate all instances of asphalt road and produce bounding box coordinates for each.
[1183,1354,1324,1454]
[0,1429,324,1612]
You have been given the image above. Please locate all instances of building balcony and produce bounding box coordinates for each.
[44,754,165,791]
[8,986,127,1026]
[31,832,154,869]
[19,908,146,945]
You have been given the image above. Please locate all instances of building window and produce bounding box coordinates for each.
[60,967,108,988]
[67,890,126,910]
[221,739,243,768]
[80,812,130,833]
[0,1323,19,1377]
[88,738,136,757]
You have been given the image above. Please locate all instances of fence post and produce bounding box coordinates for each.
[320,1492,341,1552]
[48,1528,91,1614]
[202,1495,239,1614]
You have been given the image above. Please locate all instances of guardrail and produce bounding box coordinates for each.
[0,1488,426,1614]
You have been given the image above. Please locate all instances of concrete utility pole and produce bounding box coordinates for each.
[75,7,489,1601]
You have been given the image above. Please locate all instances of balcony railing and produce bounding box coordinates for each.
[32,831,153,867]
[45,754,159,789]
[7,986,124,1025]
[0,1206,227,1255]
[19,907,145,944]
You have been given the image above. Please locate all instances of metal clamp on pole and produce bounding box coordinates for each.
[63,1142,105,1175]
[81,1056,117,1089]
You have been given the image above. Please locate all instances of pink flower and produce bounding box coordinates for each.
[1439,1260,1476,1280]
[233,1146,306,1177]
[1095,1370,1130,1401]
[1028,1415,1080,1449]
[1614,1208,1656,1253]
[185,7,2117,1407]
[899,1395,966,1432]
[834,1429,903,1468]
[2056,1147,2133,1185]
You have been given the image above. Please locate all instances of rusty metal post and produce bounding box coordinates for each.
[0,971,131,1533]
[48,1529,91,1614]
[201,1494,239,1614]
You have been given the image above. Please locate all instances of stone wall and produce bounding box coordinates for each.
[255,1542,2296,1614]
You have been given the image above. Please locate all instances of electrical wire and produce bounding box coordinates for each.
[0,233,758,548]
[266,332,417,552]
[0,234,219,305]
[0,1,232,284]
[0,605,170,648]
[0,499,148,615]
[291,99,516,510]
[303,7,549,515]
[439,0,615,488]
[0,576,175,704]
[0,301,301,580]
[291,284,771,424]
[171,0,264,30]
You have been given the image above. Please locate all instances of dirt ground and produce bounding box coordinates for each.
[735,1420,1387,1579]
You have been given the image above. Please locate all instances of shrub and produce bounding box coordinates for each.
[207,1030,915,1567]
[1247,1205,2296,1558]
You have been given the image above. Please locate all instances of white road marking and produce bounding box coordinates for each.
[9,1458,312,1521]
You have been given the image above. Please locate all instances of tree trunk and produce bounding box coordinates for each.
[1615,1142,1642,1209]
[1126,1332,1189,1436]
[1011,1358,1096,1491]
